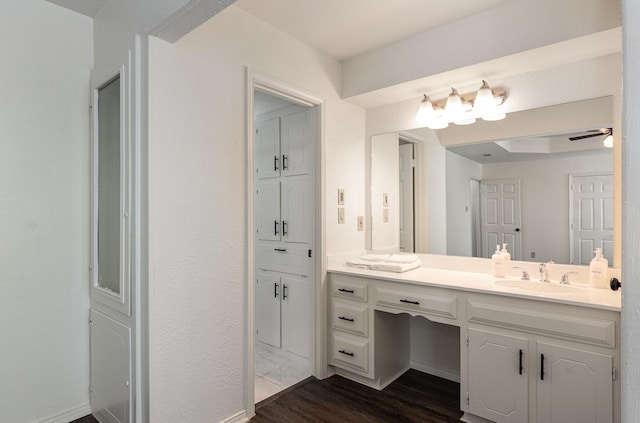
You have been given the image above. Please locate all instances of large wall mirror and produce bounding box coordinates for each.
[371,96,616,266]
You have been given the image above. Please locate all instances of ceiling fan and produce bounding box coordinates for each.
[568,128,612,141]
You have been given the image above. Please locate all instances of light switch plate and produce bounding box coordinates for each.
[383,208,389,223]
[357,216,364,231]
[338,188,345,205]
[338,207,345,224]
[383,193,389,207]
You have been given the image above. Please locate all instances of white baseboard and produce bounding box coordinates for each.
[36,403,91,423]
[410,360,461,383]
[219,409,249,423]
[460,411,494,423]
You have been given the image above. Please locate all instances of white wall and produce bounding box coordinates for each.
[0,1,92,422]
[482,151,612,264]
[446,152,482,257]
[148,5,365,422]
[621,0,640,420]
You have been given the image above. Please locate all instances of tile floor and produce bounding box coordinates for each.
[254,342,310,403]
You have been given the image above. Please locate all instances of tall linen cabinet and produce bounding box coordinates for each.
[254,104,314,359]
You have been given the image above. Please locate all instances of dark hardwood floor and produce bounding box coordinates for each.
[71,370,461,423]
[252,369,463,423]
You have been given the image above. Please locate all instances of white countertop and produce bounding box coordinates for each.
[328,263,621,312]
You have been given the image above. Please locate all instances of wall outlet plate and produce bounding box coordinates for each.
[338,188,345,205]
[357,216,364,231]
[338,207,345,224]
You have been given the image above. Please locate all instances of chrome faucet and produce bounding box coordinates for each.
[538,263,550,282]
[513,266,530,280]
[560,271,578,285]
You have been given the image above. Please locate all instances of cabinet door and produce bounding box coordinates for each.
[281,276,310,358]
[281,178,312,244]
[468,328,529,423]
[256,273,281,348]
[256,180,281,242]
[280,109,312,177]
[255,117,281,179]
[536,342,613,423]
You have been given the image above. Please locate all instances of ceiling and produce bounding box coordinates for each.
[233,0,511,61]
[45,0,108,18]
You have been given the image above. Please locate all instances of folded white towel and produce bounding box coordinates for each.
[370,260,421,273]
[359,253,391,262]
[346,259,372,269]
[387,253,419,264]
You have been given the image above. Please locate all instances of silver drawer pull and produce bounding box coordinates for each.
[338,316,354,322]
[400,299,420,305]
[338,349,354,357]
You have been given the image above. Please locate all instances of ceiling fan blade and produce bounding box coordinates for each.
[569,128,611,141]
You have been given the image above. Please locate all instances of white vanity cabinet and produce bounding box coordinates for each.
[256,272,310,358]
[326,269,620,423]
[466,296,617,423]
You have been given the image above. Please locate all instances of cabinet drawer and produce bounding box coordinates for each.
[332,301,369,337]
[331,332,369,373]
[375,285,457,319]
[256,243,311,276]
[331,274,368,302]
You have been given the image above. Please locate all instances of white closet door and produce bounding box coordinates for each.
[256,180,281,242]
[256,273,281,348]
[281,177,312,244]
[255,117,281,179]
[480,179,522,260]
[280,109,312,177]
[281,276,310,358]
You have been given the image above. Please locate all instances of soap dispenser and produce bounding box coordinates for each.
[501,243,511,261]
[589,248,609,289]
[492,244,505,277]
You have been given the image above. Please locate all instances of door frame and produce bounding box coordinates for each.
[245,69,325,418]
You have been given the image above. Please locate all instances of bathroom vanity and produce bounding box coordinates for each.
[327,257,621,423]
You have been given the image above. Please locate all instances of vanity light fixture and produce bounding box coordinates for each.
[415,80,506,129]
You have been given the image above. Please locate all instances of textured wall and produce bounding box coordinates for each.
[148,6,365,422]
[0,1,92,422]
[621,0,640,420]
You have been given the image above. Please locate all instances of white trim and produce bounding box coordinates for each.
[219,410,250,423]
[245,69,326,418]
[36,403,91,423]
[409,361,461,383]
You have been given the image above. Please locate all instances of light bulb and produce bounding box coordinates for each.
[603,134,613,148]
[415,94,434,123]
[445,88,463,120]
[473,80,495,116]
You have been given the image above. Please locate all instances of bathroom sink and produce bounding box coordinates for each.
[494,279,586,294]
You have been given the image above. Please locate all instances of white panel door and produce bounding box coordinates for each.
[536,342,613,423]
[570,174,614,265]
[256,180,281,242]
[281,276,310,358]
[481,179,522,260]
[280,109,312,177]
[90,310,131,423]
[281,178,312,244]
[468,328,529,423]
[399,143,415,252]
[255,117,281,179]
[256,273,281,348]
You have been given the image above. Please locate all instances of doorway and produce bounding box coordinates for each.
[247,72,323,416]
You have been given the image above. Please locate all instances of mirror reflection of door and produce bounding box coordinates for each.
[480,179,522,260]
[399,140,415,252]
[97,75,121,294]
[570,173,614,265]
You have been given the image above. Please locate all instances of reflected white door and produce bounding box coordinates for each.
[399,143,415,252]
[480,179,522,260]
[570,174,613,265]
